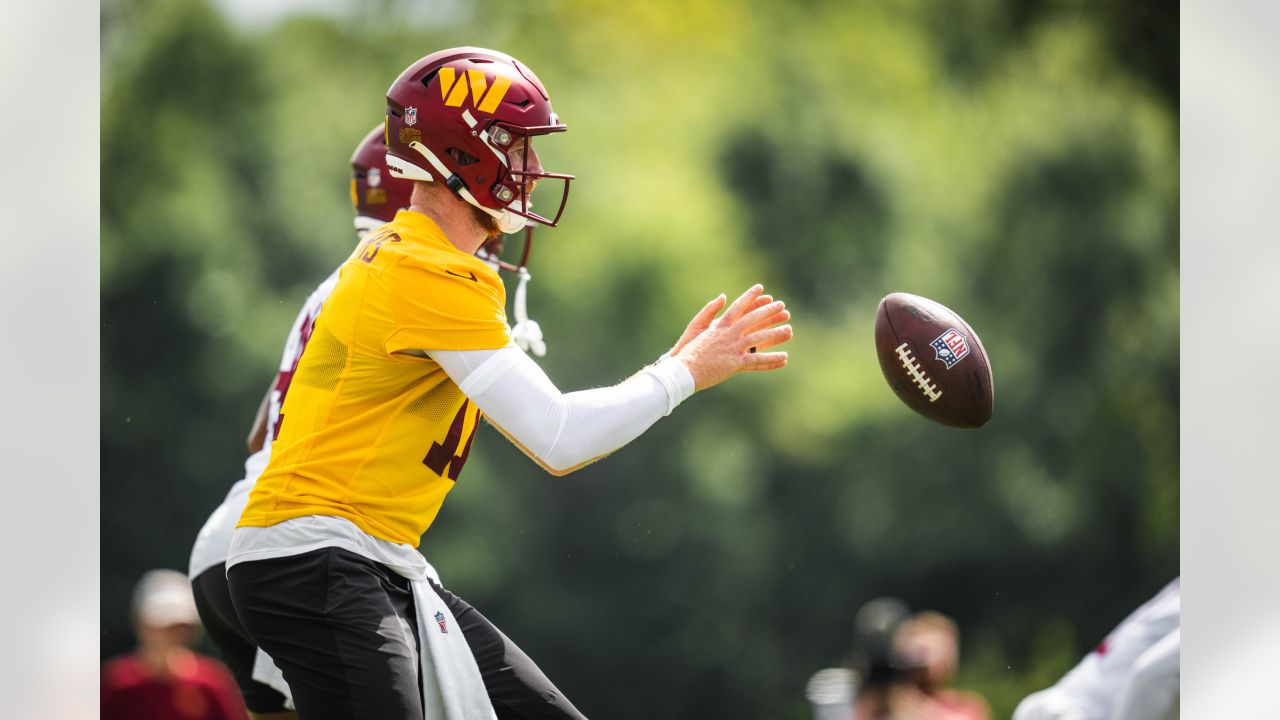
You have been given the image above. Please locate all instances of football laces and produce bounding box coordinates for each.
[895,343,942,403]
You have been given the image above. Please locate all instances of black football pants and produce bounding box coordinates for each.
[227,547,588,720]
[192,563,290,713]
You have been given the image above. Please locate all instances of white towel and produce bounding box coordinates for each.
[390,560,497,720]
[251,649,294,711]
[247,559,494,720]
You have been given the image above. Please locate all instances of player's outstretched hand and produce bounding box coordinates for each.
[672,284,792,391]
[671,290,779,355]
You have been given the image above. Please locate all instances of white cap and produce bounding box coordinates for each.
[132,569,200,627]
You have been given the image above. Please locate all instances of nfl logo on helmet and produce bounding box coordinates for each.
[404,107,418,127]
[930,328,970,369]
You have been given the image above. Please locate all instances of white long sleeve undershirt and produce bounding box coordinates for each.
[428,346,695,475]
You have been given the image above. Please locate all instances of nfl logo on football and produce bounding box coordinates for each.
[930,328,970,369]
[404,106,418,127]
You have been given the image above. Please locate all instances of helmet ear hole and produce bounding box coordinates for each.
[447,148,480,167]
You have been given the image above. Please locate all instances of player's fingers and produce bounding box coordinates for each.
[720,284,765,324]
[734,300,785,332]
[741,308,790,336]
[697,293,728,322]
[741,351,788,370]
[737,294,773,320]
[749,358,788,371]
[673,294,726,354]
[743,325,793,352]
[686,293,726,333]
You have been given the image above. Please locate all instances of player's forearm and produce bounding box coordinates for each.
[536,364,691,472]
[432,347,694,474]
[480,381,659,476]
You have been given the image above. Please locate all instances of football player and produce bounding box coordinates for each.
[191,124,554,720]
[187,125,414,720]
[1013,578,1180,720]
[193,122,569,720]
[225,46,793,720]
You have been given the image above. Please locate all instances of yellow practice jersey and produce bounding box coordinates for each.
[238,211,511,547]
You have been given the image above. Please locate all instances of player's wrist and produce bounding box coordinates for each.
[641,353,696,415]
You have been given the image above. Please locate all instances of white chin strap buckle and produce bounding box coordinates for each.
[509,267,545,357]
[496,210,527,234]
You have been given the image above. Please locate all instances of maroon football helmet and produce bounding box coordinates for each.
[350,124,414,236]
[385,47,573,234]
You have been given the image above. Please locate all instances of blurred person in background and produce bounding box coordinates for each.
[101,569,249,720]
[804,597,913,720]
[1013,578,1179,720]
[810,599,988,720]
[848,597,915,720]
[891,612,989,720]
[226,46,792,720]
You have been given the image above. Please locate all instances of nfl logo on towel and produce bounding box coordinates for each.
[930,328,970,369]
[434,611,448,633]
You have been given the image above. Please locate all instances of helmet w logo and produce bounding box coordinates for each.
[438,67,512,113]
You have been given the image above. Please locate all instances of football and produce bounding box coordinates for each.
[874,292,994,428]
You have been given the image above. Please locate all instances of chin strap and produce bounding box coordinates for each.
[495,211,528,235]
[510,266,545,357]
[409,140,528,234]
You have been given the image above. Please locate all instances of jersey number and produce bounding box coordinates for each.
[271,310,319,441]
[423,401,479,481]
[359,229,401,263]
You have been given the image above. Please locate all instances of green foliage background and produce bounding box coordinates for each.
[101,1,1178,717]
